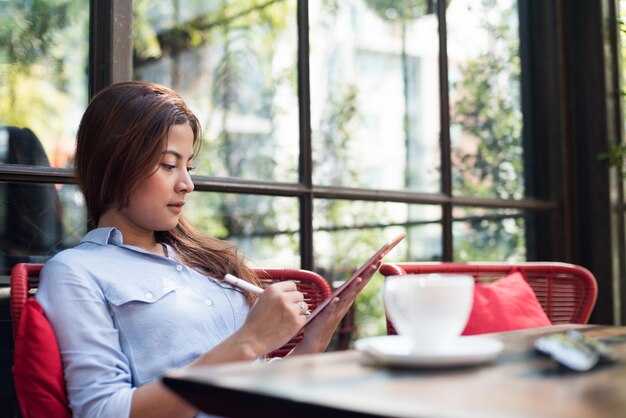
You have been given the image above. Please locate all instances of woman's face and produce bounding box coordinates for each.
[117,123,195,234]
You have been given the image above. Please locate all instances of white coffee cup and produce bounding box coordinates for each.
[384,274,474,354]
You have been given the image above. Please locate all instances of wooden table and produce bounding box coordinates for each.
[163,325,626,418]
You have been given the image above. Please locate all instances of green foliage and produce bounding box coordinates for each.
[314,85,361,186]
[454,214,526,262]
[133,0,290,65]
[0,0,87,154]
[448,2,527,263]
[353,272,387,339]
[1,0,76,66]
[207,1,296,238]
[610,2,626,177]
[598,143,626,179]
[132,0,164,61]
[451,2,524,200]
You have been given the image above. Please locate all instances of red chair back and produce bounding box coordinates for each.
[379,262,598,334]
[10,263,42,340]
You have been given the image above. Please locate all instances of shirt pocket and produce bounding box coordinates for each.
[105,279,184,328]
[105,278,186,341]
[105,279,188,385]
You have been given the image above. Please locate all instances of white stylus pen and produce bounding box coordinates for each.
[224,273,264,295]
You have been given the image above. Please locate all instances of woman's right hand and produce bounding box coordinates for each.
[235,281,308,356]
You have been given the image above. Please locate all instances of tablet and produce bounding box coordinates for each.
[303,232,407,325]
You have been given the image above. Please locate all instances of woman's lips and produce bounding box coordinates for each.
[167,202,185,213]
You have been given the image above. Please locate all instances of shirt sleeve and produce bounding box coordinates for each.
[36,256,135,418]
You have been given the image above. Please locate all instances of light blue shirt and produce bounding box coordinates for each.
[36,227,251,418]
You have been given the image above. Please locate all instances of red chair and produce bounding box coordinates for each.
[10,263,332,417]
[11,263,70,418]
[10,263,42,339]
[379,262,598,334]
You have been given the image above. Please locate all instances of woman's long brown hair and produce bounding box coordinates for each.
[75,81,259,304]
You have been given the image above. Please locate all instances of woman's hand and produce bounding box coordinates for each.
[233,281,309,356]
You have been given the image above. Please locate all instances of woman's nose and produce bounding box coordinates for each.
[176,170,194,193]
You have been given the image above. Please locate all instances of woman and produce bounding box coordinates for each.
[36,81,363,418]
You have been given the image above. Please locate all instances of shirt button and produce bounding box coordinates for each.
[204,299,213,306]
[145,292,154,300]
[175,265,183,272]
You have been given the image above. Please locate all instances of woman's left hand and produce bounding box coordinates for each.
[288,264,377,356]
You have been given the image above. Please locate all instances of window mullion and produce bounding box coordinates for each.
[439,0,453,260]
[298,0,313,270]
[89,0,132,98]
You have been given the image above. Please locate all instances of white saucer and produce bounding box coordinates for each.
[354,335,504,368]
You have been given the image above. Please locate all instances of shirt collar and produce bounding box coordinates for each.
[81,227,124,246]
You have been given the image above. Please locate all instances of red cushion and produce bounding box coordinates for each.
[462,271,552,335]
[13,298,71,418]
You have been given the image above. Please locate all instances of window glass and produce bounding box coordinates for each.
[448,0,524,199]
[185,191,300,268]
[452,206,526,262]
[133,0,299,182]
[309,0,441,192]
[0,1,89,169]
[313,199,441,341]
[0,182,86,275]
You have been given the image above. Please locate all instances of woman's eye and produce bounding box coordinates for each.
[161,164,176,171]
[186,166,196,173]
